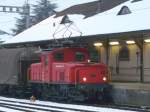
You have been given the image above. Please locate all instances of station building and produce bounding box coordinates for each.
[2,0,150,106]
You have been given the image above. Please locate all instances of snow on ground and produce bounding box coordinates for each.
[0,96,137,112]
[0,107,22,112]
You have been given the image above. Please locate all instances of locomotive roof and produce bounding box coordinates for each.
[40,47,88,53]
[4,0,150,45]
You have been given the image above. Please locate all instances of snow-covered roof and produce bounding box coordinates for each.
[0,34,12,43]
[4,0,150,44]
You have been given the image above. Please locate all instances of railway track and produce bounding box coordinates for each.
[0,97,147,112]
[95,104,150,112]
[0,99,87,112]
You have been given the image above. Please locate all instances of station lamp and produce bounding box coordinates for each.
[126,40,135,44]
[93,42,103,47]
[144,39,150,43]
[109,41,119,46]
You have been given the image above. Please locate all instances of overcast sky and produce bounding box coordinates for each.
[0,0,96,34]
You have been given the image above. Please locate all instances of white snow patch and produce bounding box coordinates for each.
[0,96,137,112]
[0,106,22,112]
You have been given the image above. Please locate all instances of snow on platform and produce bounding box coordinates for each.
[0,96,137,112]
[4,0,150,44]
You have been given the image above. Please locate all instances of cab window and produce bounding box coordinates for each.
[75,52,85,61]
[89,47,99,63]
[54,52,64,61]
[45,55,48,65]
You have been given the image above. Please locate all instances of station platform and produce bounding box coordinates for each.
[110,82,150,106]
[111,82,150,91]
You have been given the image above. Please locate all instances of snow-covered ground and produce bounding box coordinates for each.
[0,96,137,112]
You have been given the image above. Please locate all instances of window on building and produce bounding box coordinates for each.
[117,6,131,15]
[119,46,130,61]
[75,52,85,61]
[54,52,64,61]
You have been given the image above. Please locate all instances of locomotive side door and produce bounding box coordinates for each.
[41,53,51,82]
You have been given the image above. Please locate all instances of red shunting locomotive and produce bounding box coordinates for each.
[29,47,111,101]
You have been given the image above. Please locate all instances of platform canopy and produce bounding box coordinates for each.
[4,0,150,44]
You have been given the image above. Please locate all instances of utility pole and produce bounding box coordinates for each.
[0,0,30,29]
[24,0,30,29]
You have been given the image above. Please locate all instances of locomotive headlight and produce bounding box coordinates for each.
[83,77,87,82]
[103,77,107,82]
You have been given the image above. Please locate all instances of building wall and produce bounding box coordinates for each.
[91,37,150,82]
[108,44,141,82]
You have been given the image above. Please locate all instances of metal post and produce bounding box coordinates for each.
[98,46,101,63]
[106,38,109,65]
[24,3,30,29]
[140,36,144,83]
[0,1,31,29]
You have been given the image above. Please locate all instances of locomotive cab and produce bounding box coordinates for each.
[30,47,109,84]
